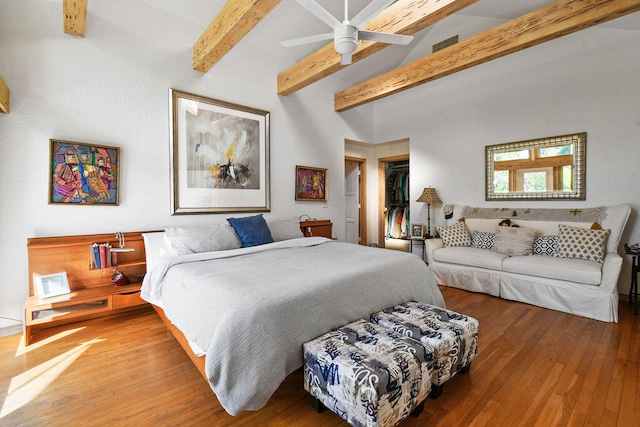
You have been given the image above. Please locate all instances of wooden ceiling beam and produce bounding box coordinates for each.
[277,0,478,96]
[63,0,87,37]
[0,74,9,114]
[335,0,640,112]
[193,0,281,73]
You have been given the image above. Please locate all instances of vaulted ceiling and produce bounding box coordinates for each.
[1,0,638,116]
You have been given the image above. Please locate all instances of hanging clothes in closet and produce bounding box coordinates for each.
[385,168,410,238]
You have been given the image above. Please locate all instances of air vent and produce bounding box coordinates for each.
[432,35,459,53]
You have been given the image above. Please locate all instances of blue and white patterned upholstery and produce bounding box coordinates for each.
[303,319,433,427]
[533,235,558,256]
[370,301,479,389]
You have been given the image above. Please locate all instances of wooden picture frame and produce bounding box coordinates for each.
[295,165,328,202]
[170,89,270,214]
[411,223,424,238]
[35,272,70,299]
[49,139,119,205]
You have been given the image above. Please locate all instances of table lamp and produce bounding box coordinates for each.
[416,187,442,238]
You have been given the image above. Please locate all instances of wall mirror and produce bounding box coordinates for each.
[485,132,586,201]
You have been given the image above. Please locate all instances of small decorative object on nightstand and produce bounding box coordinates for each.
[625,243,639,315]
[416,187,442,238]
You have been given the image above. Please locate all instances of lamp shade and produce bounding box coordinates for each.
[416,187,442,204]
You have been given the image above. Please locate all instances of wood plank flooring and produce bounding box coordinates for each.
[1,286,638,426]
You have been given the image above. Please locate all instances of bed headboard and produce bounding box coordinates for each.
[27,231,159,296]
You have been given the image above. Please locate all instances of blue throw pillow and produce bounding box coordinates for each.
[227,214,274,248]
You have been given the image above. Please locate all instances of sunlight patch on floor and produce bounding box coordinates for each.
[15,327,85,356]
[0,338,104,419]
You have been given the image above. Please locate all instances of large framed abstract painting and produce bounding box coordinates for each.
[170,89,270,214]
[49,139,119,205]
[295,165,327,202]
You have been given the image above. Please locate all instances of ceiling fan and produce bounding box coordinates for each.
[281,0,414,65]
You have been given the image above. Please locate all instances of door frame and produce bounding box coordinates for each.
[345,156,367,245]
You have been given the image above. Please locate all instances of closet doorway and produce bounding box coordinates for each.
[345,157,367,245]
[378,154,410,249]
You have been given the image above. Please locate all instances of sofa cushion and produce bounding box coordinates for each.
[502,255,602,285]
[433,247,507,271]
[472,231,494,250]
[533,235,557,256]
[437,222,472,247]
[492,226,537,256]
[554,224,610,263]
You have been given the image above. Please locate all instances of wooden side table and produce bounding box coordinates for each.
[627,250,639,315]
[300,220,333,239]
[410,237,426,262]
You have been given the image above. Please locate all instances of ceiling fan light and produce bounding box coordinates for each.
[334,25,358,55]
[335,38,357,54]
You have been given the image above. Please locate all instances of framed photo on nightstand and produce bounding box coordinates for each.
[35,272,70,299]
[411,223,424,238]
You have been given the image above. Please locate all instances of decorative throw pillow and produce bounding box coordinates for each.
[554,224,610,263]
[533,235,558,256]
[437,222,471,247]
[472,231,495,250]
[164,224,242,254]
[227,214,274,248]
[268,221,304,241]
[492,226,537,256]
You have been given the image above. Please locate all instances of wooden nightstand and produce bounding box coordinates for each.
[300,220,333,239]
[23,231,156,345]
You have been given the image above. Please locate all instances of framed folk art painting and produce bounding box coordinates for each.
[295,165,327,202]
[169,89,270,214]
[49,139,119,205]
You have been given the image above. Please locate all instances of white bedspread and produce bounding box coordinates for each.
[141,237,445,415]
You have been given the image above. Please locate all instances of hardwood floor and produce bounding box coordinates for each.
[1,286,638,426]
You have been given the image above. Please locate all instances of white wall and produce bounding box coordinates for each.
[372,20,640,295]
[0,1,373,326]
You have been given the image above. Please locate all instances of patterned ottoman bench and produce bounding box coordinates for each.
[370,301,479,398]
[303,319,434,427]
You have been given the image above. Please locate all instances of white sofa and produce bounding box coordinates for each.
[425,205,631,322]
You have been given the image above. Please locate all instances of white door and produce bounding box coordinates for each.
[345,160,360,244]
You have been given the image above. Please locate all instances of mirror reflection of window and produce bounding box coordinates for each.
[493,170,509,193]
[539,144,572,157]
[485,133,585,201]
[494,149,529,161]
[523,171,548,192]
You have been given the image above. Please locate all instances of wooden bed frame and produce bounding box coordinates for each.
[152,304,207,380]
[25,230,210,378]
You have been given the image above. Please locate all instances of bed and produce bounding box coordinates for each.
[140,218,445,416]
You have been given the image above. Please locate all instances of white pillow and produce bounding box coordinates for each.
[142,232,172,272]
[164,224,242,254]
[268,221,304,241]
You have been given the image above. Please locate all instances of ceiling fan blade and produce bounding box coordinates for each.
[359,30,413,45]
[295,0,341,29]
[281,32,334,47]
[349,0,396,29]
[340,53,352,65]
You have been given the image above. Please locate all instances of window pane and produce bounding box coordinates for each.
[494,170,509,192]
[523,172,546,192]
[495,149,529,161]
[562,165,572,190]
[539,144,572,157]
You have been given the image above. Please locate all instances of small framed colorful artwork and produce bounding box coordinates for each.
[49,139,119,205]
[295,165,328,202]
